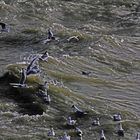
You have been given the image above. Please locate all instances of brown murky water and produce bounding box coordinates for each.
[0,0,140,139]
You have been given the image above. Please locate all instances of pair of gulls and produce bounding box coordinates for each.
[48,128,70,140]
[0,22,9,32]
[0,22,55,45]
[11,51,49,88]
[47,128,81,140]
[70,105,100,126]
[43,28,80,44]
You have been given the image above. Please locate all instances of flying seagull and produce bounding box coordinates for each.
[0,22,9,32]
[81,71,91,76]
[26,65,40,75]
[39,51,49,61]
[10,68,27,88]
[67,36,79,43]
[48,28,55,40]
[26,56,39,75]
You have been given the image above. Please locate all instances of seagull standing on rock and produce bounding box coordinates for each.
[42,28,55,44]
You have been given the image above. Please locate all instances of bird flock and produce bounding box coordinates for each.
[1,22,139,140]
[47,104,140,140]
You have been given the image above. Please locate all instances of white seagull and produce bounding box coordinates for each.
[100,130,106,140]
[113,113,121,121]
[67,116,76,126]
[47,127,55,136]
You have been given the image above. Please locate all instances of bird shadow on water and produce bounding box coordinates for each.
[0,72,46,115]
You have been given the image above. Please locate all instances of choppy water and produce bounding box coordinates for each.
[0,0,140,139]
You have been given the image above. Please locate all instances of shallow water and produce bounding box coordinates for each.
[0,0,140,139]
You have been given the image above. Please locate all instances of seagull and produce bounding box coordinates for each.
[39,51,49,61]
[26,56,39,72]
[67,116,76,126]
[0,22,9,32]
[75,127,83,137]
[92,117,100,126]
[67,36,79,43]
[44,94,51,104]
[81,71,91,76]
[100,130,106,140]
[38,81,48,91]
[61,132,71,140]
[113,113,121,121]
[37,89,48,98]
[47,127,55,136]
[48,28,55,40]
[42,28,55,44]
[135,133,140,140]
[19,68,27,86]
[117,123,124,136]
[71,105,87,117]
[26,56,39,75]
[26,65,40,75]
[10,68,27,88]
